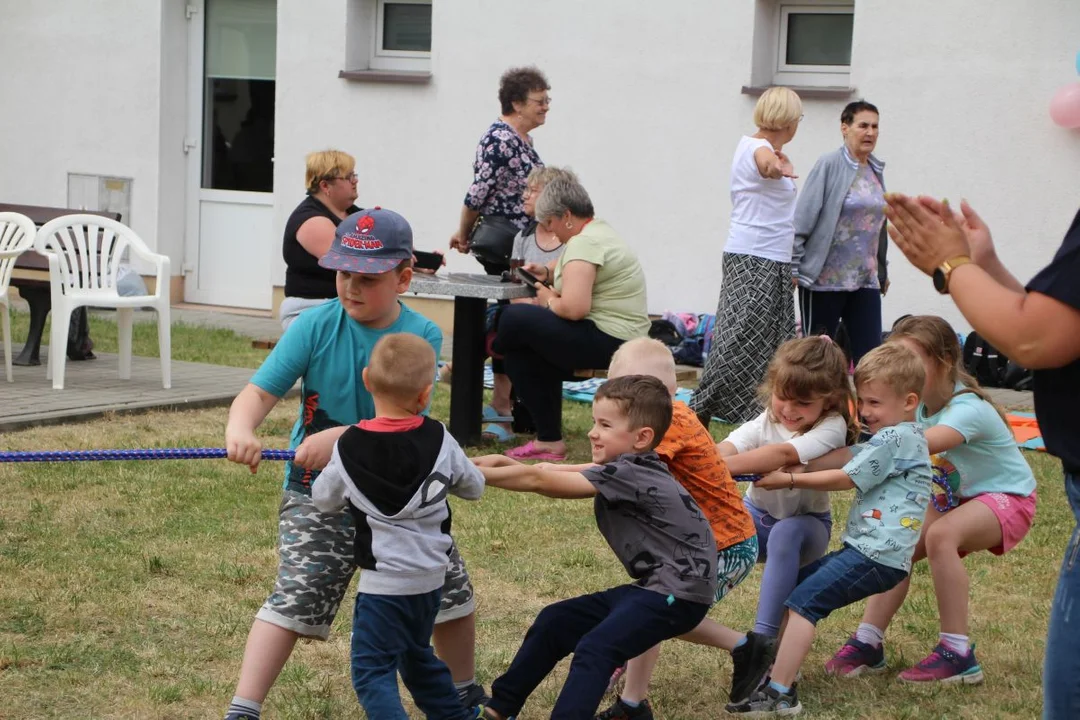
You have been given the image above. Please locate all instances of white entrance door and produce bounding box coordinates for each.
[184,0,276,309]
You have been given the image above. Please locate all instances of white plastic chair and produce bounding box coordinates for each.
[0,212,39,382]
[35,214,171,390]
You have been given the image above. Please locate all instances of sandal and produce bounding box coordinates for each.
[506,441,567,462]
[482,422,515,443]
[483,405,514,424]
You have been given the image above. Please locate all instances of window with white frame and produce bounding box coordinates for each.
[752,0,854,90]
[370,0,431,71]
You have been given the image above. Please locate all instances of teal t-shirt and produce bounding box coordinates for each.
[917,383,1036,499]
[842,422,933,572]
[250,299,443,494]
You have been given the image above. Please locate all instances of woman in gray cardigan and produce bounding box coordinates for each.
[792,101,888,364]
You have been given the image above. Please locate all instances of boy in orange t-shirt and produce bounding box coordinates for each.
[547,339,769,719]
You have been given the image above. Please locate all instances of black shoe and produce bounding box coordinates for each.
[595,697,654,720]
[725,683,801,716]
[460,683,492,710]
[730,631,777,703]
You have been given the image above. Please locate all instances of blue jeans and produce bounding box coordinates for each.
[786,545,908,625]
[744,499,832,636]
[350,590,471,720]
[1044,472,1080,719]
[487,585,709,720]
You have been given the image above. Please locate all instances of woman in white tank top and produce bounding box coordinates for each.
[692,87,803,426]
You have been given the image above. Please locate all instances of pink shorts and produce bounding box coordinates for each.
[936,491,1036,556]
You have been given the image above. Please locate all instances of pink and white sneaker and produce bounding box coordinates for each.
[898,643,984,684]
[824,637,887,677]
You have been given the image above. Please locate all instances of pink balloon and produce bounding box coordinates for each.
[1050,82,1080,128]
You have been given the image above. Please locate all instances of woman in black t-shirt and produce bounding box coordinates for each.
[883,193,1080,720]
[280,150,361,329]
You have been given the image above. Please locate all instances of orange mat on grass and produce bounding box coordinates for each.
[1008,412,1044,451]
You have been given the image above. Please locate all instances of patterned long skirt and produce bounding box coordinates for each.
[691,252,796,424]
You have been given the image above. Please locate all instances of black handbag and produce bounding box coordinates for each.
[468,215,519,266]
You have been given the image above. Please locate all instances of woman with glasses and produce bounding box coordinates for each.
[450,66,551,275]
[692,86,803,427]
[792,100,889,364]
[279,150,361,330]
[448,66,550,432]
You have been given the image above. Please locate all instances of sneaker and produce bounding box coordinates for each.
[824,637,886,677]
[606,663,628,694]
[595,697,654,719]
[474,708,514,720]
[730,631,777,703]
[223,715,258,720]
[460,683,492,709]
[725,683,802,716]
[898,643,984,684]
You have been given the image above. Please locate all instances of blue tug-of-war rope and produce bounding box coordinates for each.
[0,448,296,463]
[733,468,958,513]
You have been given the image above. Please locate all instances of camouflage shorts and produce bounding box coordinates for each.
[258,490,475,639]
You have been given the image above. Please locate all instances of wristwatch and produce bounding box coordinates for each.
[932,256,972,295]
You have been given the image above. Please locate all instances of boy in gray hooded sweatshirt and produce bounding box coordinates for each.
[312,333,485,720]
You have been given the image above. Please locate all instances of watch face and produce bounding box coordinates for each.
[933,268,947,293]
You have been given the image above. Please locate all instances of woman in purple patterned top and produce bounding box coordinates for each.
[450,66,550,275]
[793,101,889,365]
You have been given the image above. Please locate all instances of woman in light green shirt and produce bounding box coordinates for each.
[491,172,650,460]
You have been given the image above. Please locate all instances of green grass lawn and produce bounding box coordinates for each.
[0,312,1060,718]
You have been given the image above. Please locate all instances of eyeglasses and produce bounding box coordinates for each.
[527,96,552,107]
[327,172,358,183]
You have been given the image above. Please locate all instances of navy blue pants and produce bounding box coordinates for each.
[350,590,471,720]
[798,287,882,364]
[487,585,709,719]
[492,303,624,442]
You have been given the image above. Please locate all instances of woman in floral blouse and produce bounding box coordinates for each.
[792,101,889,364]
[450,66,550,275]
[449,66,551,435]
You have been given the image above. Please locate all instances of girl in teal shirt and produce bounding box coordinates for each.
[825,315,1036,685]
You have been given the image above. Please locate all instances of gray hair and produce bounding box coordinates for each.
[534,172,595,221]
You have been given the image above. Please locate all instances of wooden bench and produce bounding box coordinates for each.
[1,203,122,366]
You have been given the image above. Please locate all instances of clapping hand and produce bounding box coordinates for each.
[917,197,997,268]
[885,193,972,276]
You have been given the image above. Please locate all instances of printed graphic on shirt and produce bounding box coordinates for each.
[286,389,348,491]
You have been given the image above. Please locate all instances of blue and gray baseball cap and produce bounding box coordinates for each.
[319,207,414,274]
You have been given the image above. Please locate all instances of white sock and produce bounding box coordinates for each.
[939,632,970,655]
[855,623,885,648]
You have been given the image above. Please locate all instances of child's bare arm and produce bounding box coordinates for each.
[472,454,522,469]
[225,384,282,472]
[757,468,856,492]
[480,465,597,499]
[535,461,598,472]
[722,443,802,475]
[802,446,854,472]
[716,441,738,457]
[294,426,350,471]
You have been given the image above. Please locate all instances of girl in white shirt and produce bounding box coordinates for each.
[718,337,859,648]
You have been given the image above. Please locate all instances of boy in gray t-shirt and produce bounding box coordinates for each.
[473,375,717,720]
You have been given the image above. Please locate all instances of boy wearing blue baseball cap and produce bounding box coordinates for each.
[222,208,487,719]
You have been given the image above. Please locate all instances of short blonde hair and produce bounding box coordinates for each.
[365,334,436,403]
[854,343,925,400]
[305,150,356,195]
[753,87,803,131]
[609,338,677,396]
[526,166,576,190]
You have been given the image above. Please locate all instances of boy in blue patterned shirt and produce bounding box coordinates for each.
[728,343,932,716]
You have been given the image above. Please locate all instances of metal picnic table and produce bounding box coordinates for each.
[408,272,532,446]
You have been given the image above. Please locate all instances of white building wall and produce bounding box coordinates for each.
[275,0,1080,333]
[0,1,168,254]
